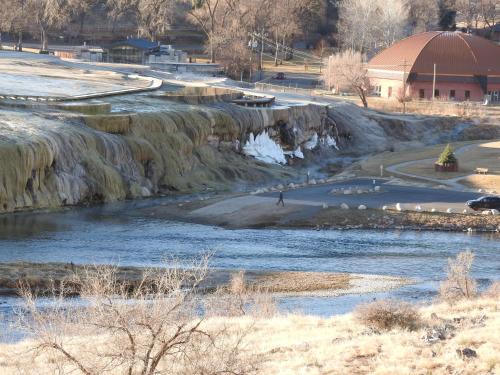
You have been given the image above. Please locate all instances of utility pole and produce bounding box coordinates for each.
[249,34,255,82]
[432,63,437,101]
[401,59,409,114]
[260,32,264,72]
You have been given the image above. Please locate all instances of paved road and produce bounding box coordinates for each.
[261,178,482,210]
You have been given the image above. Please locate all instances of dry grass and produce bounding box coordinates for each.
[3,296,499,375]
[356,141,476,177]
[336,95,489,118]
[484,281,500,298]
[252,271,350,293]
[354,299,421,331]
[0,262,356,297]
[459,174,500,192]
[398,141,500,180]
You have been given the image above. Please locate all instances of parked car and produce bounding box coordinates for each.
[275,72,286,80]
[466,196,500,211]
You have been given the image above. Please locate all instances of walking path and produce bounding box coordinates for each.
[385,144,478,191]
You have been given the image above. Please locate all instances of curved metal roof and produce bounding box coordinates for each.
[369,31,500,76]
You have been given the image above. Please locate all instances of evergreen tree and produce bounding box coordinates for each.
[437,144,457,165]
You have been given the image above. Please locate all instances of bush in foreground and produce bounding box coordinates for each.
[13,256,261,375]
[354,299,421,331]
[439,250,477,302]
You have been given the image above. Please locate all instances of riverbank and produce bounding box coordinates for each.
[0,262,410,297]
[140,193,500,232]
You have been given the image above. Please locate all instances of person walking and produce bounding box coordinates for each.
[276,191,284,206]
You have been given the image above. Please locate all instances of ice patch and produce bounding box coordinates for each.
[243,131,286,164]
[284,146,304,159]
[304,133,318,150]
[325,135,339,150]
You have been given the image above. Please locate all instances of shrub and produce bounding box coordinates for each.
[437,144,457,165]
[354,299,421,331]
[205,271,277,318]
[484,281,500,298]
[439,250,477,302]
[15,256,260,375]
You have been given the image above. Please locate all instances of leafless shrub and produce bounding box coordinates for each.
[483,281,500,298]
[205,271,277,319]
[14,256,259,375]
[439,250,477,302]
[355,299,421,331]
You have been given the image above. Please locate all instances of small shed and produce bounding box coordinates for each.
[108,38,159,64]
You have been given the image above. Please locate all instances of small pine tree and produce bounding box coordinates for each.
[437,144,457,165]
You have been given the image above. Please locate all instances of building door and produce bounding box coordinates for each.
[388,87,392,98]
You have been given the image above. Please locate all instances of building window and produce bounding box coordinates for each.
[450,90,455,99]
[373,85,381,96]
[419,89,425,99]
[434,89,440,98]
[388,87,392,98]
[465,90,470,100]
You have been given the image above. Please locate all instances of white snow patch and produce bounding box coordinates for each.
[325,135,339,150]
[284,146,304,159]
[304,133,318,150]
[243,132,286,164]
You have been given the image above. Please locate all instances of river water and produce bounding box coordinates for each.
[0,199,499,339]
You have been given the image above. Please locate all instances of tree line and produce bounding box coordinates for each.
[0,0,497,77]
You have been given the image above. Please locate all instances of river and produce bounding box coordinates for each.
[0,199,499,340]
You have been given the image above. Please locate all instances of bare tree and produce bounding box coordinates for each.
[376,0,409,48]
[106,0,138,33]
[479,0,498,28]
[406,0,440,33]
[188,0,227,63]
[323,49,371,108]
[136,0,179,40]
[0,0,28,50]
[269,0,301,66]
[455,0,481,29]
[67,0,99,38]
[26,0,71,51]
[337,0,380,52]
[439,250,477,302]
[15,256,259,375]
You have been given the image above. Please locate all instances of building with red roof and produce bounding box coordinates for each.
[368,31,500,103]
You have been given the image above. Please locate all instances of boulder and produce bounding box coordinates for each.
[431,208,437,213]
[358,205,367,210]
[374,186,381,192]
[396,203,402,211]
[382,205,388,211]
[491,209,499,216]
[344,189,352,195]
[456,348,477,359]
[340,203,349,210]
[415,205,422,212]
[309,179,317,185]
[446,208,454,214]
[482,210,492,215]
